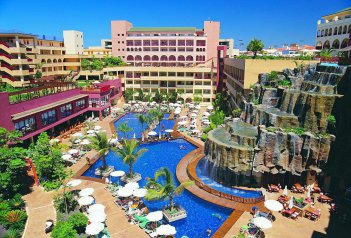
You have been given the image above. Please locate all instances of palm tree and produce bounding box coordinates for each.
[117,122,132,139]
[136,114,149,141]
[90,132,109,169]
[319,49,334,58]
[293,60,305,76]
[149,108,164,137]
[113,139,147,176]
[247,39,264,58]
[145,167,194,210]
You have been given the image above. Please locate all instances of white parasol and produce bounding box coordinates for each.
[88,212,106,223]
[178,121,187,126]
[67,179,81,187]
[85,222,104,235]
[62,154,72,160]
[264,200,283,212]
[125,182,139,191]
[78,196,94,206]
[117,187,133,197]
[81,139,90,145]
[148,131,157,136]
[283,186,288,196]
[68,149,79,155]
[252,217,272,230]
[165,129,174,133]
[203,111,210,116]
[88,204,105,214]
[156,224,177,236]
[87,130,95,134]
[79,188,95,197]
[146,211,163,222]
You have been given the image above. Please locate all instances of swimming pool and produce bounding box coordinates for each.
[196,158,262,198]
[114,113,174,140]
[83,139,232,237]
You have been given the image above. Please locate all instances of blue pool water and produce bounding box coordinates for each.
[114,113,174,140]
[320,62,338,67]
[196,158,262,198]
[83,139,232,237]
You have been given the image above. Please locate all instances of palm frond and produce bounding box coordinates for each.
[174,180,194,195]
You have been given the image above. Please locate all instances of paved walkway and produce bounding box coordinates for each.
[22,187,55,238]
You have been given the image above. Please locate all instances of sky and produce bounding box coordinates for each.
[0,0,350,49]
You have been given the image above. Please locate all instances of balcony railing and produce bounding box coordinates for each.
[0,52,14,59]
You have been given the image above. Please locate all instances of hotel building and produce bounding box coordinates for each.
[0,79,122,142]
[316,7,351,50]
[0,31,102,87]
[111,20,220,67]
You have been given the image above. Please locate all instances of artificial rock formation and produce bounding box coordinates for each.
[204,64,347,185]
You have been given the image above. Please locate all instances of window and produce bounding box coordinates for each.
[41,109,56,126]
[60,104,73,118]
[14,117,36,134]
[89,98,99,108]
[122,34,124,36]
[118,34,120,36]
[76,99,86,109]
[101,95,109,106]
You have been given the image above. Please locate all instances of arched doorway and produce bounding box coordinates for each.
[323,41,330,49]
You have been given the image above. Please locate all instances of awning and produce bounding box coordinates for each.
[11,94,87,120]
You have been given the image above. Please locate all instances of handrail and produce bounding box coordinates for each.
[186,154,265,204]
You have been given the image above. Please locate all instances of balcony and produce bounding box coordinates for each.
[81,85,111,94]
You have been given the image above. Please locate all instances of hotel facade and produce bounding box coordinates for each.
[316,7,351,50]
[111,20,220,67]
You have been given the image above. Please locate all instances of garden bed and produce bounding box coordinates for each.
[162,205,187,222]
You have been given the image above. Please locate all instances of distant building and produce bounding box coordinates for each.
[111,20,220,66]
[63,30,84,55]
[219,38,239,57]
[316,7,351,49]
[101,39,112,49]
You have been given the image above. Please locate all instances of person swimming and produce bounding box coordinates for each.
[179,145,186,150]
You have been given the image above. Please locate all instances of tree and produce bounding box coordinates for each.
[209,109,225,126]
[0,127,22,147]
[136,114,149,133]
[148,107,164,137]
[293,61,305,76]
[124,89,134,102]
[67,212,88,233]
[117,122,133,139]
[136,89,145,101]
[169,91,179,103]
[34,70,42,80]
[319,49,334,58]
[27,133,68,190]
[193,94,202,104]
[232,108,242,118]
[90,132,109,169]
[51,221,77,238]
[247,39,264,58]
[153,90,163,103]
[113,139,147,176]
[145,167,194,210]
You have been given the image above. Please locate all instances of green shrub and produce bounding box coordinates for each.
[51,221,78,238]
[0,202,11,220]
[252,98,259,105]
[232,108,242,118]
[42,181,62,191]
[9,194,25,210]
[284,127,305,136]
[3,228,21,238]
[53,192,79,214]
[266,127,277,133]
[327,115,336,126]
[67,212,88,233]
[1,210,27,230]
[201,134,207,142]
[277,79,291,87]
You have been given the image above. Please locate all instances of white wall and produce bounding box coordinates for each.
[63,30,84,55]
